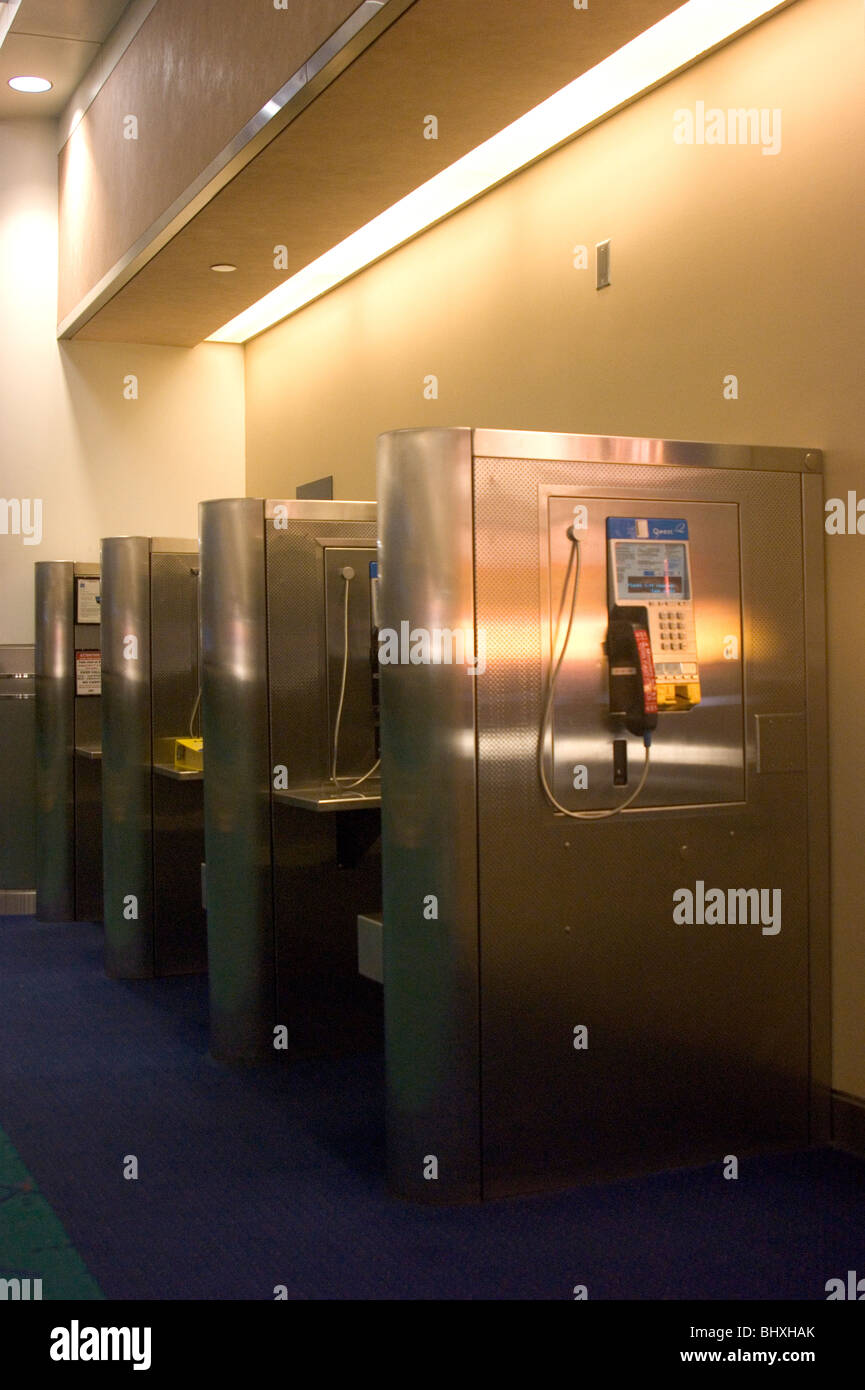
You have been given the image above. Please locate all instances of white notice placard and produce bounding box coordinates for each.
[76,577,101,624]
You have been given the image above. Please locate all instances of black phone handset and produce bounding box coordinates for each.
[607,604,658,740]
[538,527,652,819]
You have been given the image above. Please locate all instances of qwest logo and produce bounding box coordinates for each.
[50,1321,152,1371]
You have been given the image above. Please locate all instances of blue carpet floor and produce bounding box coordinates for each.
[1,915,863,1300]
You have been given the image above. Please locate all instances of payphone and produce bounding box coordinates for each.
[539,515,706,818]
[607,516,701,715]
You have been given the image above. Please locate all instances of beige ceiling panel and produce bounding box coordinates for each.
[70,0,683,345]
[12,0,130,43]
[0,31,99,117]
[57,0,366,322]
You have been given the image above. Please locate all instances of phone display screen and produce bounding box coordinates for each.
[613,541,690,601]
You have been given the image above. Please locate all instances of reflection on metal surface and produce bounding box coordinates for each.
[274,781,381,811]
[35,560,102,922]
[378,426,482,1202]
[200,499,273,1061]
[101,537,204,979]
[101,537,152,973]
[152,762,203,782]
[201,497,381,1062]
[378,426,829,1202]
[0,645,36,895]
[473,429,821,473]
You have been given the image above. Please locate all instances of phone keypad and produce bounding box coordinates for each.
[656,603,692,653]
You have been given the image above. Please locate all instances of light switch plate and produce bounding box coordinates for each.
[596,239,611,289]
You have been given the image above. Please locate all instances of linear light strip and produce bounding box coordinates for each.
[208,0,790,344]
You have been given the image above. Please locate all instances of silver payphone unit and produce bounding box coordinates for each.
[377,427,829,1203]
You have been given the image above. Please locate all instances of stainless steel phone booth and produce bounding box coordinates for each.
[101,536,206,979]
[35,561,103,922]
[200,498,382,1063]
[377,427,830,1202]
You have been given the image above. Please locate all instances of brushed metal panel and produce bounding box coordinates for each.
[151,774,207,977]
[35,562,75,921]
[377,427,482,1203]
[101,536,153,977]
[271,802,382,1058]
[324,544,378,779]
[756,713,807,773]
[150,549,207,975]
[0,645,36,892]
[0,645,34,674]
[473,452,812,1196]
[73,751,103,922]
[0,890,36,915]
[473,429,822,475]
[541,493,744,811]
[378,428,824,1202]
[801,471,831,1143]
[72,566,103,921]
[266,515,377,787]
[264,499,376,522]
[149,537,198,555]
[150,551,200,764]
[296,475,334,501]
[265,507,381,1058]
[200,498,273,1061]
[358,911,383,983]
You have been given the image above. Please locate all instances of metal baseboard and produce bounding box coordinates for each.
[0,889,36,915]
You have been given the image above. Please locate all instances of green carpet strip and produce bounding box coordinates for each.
[0,1128,102,1300]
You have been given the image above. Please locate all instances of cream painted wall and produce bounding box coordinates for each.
[0,119,245,646]
[245,0,865,1097]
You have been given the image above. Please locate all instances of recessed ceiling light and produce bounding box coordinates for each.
[8,76,53,94]
[210,263,237,273]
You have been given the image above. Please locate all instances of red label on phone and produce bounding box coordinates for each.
[633,628,657,714]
